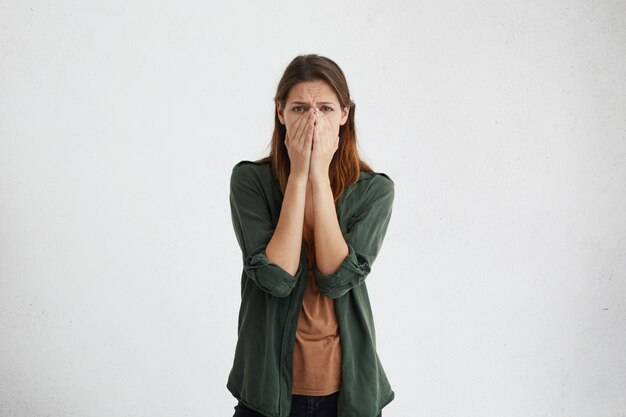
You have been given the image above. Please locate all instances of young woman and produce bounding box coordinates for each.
[227,54,395,417]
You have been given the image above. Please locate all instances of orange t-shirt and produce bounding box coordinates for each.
[292,226,342,395]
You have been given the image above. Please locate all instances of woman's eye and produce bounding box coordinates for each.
[292,106,333,112]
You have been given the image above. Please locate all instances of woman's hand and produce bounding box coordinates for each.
[285,108,315,183]
[308,107,340,185]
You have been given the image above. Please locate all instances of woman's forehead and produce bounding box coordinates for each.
[288,81,338,104]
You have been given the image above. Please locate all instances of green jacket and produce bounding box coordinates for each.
[226,159,396,417]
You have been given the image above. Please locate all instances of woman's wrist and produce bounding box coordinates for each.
[288,172,309,188]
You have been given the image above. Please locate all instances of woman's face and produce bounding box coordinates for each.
[276,79,349,140]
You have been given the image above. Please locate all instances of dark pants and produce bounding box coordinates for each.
[232,391,382,417]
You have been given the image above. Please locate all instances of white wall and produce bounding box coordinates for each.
[1,1,625,416]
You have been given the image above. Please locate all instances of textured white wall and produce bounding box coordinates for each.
[1,1,625,416]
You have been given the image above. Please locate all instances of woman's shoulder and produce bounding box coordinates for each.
[357,169,394,185]
[341,169,394,207]
[233,159,270,169]
[231,159,271,179]
[234,159,269,167]
[230,159,278,198]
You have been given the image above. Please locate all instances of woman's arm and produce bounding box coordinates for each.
[313,175,395,299]
[311,177,349,275]
[230,163,306,298]
[265,173,308,276]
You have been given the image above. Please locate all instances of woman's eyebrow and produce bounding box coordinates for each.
[289,101,336,105]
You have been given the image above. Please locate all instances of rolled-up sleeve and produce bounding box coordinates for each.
[230,163,303,298]
[314,174,395,299]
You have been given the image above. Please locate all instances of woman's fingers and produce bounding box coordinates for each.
[306,110,315,148]
[286,109,309,148]
[295,109,315,148]
[314,109,330,145]
[290,110,307,141]
[299,115,311,148]
[310,111,318,150]
[291,111,305,145]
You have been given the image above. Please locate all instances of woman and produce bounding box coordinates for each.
[227,54,395,417]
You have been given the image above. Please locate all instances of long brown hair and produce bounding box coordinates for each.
[256,54,374,203]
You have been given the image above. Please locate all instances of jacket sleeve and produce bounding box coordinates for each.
[229,163,304,298]
[313,174,395,299]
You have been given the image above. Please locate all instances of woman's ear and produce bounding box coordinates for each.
[276,101,285,125]
[340,106,349,126]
